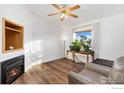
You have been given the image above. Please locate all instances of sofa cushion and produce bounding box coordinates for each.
[85,63,112,76]
[109,57,124,84]
[78,69,109,84]
[113,57,124,71]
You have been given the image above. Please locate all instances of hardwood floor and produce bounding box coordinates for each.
[12,59,84,84]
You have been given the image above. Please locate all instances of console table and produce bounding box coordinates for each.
[66,50,94,63]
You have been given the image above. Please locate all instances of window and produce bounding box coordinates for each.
[73,31,92,41]
[73,31,92,51]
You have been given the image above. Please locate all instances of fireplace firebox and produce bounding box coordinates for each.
[1,55,24,84]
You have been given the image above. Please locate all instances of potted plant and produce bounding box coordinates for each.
[69,40,81,52]
[80,35,92,52]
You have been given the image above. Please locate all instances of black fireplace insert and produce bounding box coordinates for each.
[1,55,24,84]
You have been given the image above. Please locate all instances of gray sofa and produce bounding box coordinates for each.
[68,57,124,84]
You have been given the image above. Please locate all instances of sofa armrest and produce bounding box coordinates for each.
[85,63,112,76]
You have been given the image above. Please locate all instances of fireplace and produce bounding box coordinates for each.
[1,55,24,84]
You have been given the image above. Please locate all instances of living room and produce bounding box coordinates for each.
[0,1,124,87]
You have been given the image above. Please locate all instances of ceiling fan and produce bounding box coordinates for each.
[48,4,80,21]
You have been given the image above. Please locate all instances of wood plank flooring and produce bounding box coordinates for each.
[12,59,84,84]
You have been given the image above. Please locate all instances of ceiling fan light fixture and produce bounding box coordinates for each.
[65,14,68,18]
[60,13,68,19]
[60,13,65,18]
[48,4,80,21]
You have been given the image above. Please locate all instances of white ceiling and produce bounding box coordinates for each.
[26,4,124,27]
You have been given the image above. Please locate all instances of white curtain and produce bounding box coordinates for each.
[92,23,100,59]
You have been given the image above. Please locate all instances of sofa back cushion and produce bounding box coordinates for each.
[86,63,112,76]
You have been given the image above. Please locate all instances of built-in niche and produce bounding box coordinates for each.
[2,18,24,53]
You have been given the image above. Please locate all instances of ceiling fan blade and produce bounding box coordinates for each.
[52,4,62,10]
[68,5,80,11]
[48,12,59,16]
[66,13,78,18]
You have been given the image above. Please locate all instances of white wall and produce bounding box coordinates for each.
[0,5,64,71]
[30,13,64,64]
[99,13,124,61]
[64,13,124,61]
[61,27,73,50]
